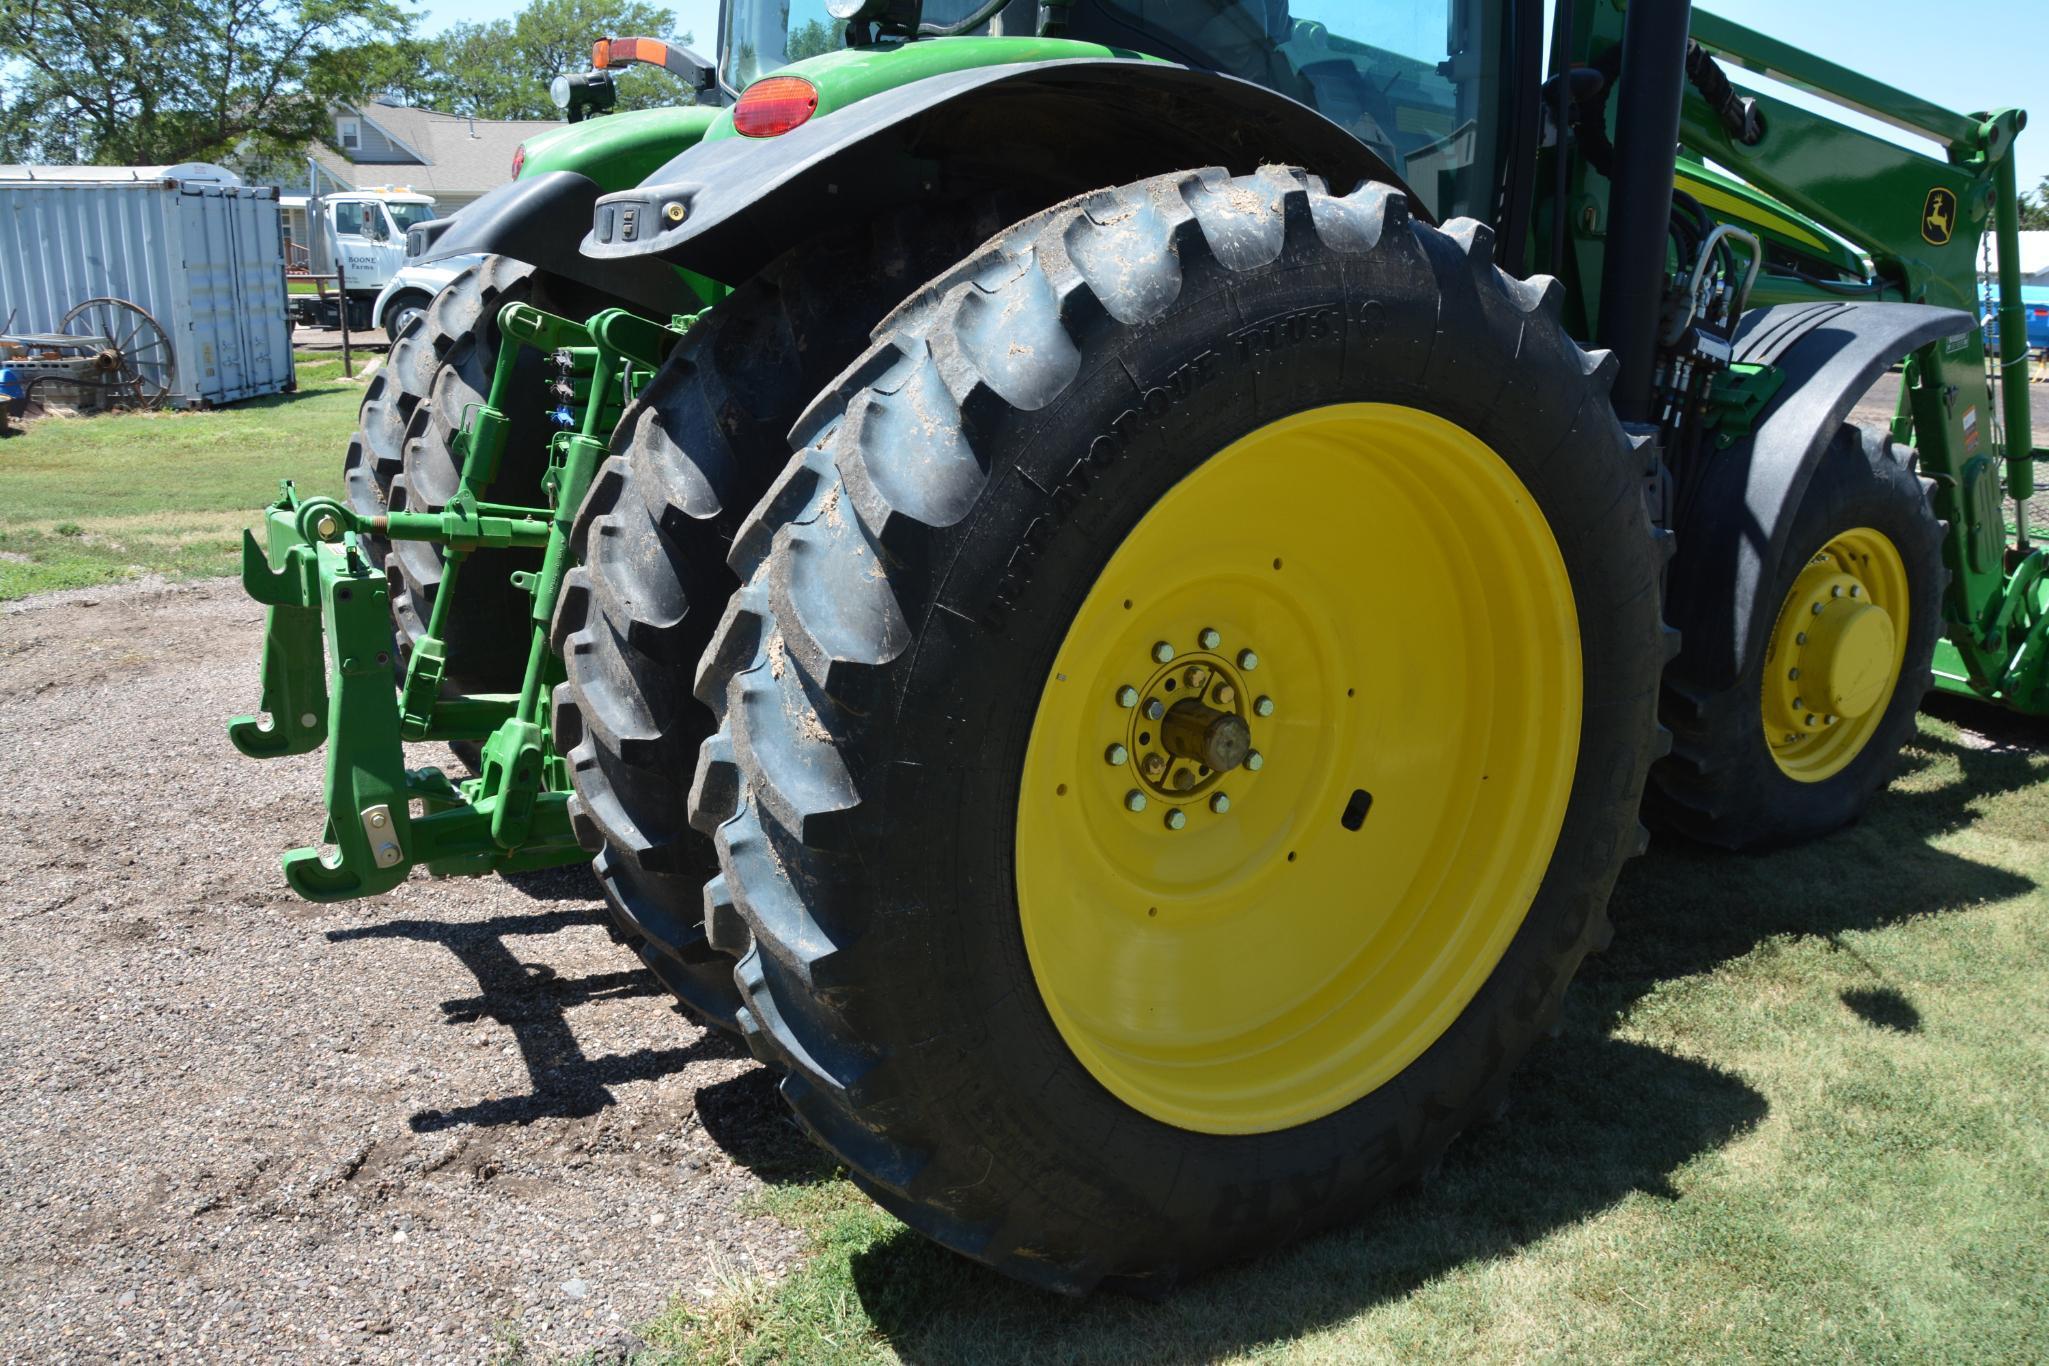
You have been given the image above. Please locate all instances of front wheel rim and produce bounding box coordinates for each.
[1760,527,1910,783]
[1013,403,1584,1135]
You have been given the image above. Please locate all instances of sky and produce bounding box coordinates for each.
[409,0,2047,191]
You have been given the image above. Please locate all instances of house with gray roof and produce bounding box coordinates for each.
[284,99,557,251]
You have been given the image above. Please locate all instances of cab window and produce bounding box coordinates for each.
[1086,0,1507,222]
[385,201,434,233]
[332,202,389,240]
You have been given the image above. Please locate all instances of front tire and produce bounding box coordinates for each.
[381,292,431,341]
[680,168,1670,1290]
[1650,424,1944,848]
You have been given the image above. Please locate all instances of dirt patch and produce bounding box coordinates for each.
[0,579,813,1360]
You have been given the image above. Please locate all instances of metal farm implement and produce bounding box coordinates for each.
[231,304,691,896]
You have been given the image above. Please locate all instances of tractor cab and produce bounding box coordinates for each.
[722,0,1513,220]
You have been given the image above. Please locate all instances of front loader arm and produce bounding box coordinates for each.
[1664,9,2045,714]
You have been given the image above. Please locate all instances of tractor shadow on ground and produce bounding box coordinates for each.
[842,714,2040,1360]
[326,902,749,1135]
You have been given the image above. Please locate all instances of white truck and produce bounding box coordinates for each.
[371,253,487,340]
[290,188,442,335]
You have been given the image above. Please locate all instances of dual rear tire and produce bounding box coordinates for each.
[344,256,551,694]
[561,168,1669,1288]
[357,171,1945,1291]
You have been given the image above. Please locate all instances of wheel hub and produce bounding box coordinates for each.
[1113,644,1263,816]
[1761,528,1910,781]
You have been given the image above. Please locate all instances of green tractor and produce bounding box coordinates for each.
[234,0,2042,1291]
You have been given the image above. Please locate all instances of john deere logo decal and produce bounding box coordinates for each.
[1922,187,1958,246]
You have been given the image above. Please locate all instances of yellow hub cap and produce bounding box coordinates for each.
[1014,404,1583,1135]
[1760,527,1909,783]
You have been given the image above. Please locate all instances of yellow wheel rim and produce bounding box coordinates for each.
[1760,527,1909,783]
[1014,404,1583,1135]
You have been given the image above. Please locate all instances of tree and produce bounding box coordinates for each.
[0,0,417,165]
[785,17,846,63]
[420,0,695,120]
[2020,176,2049,232]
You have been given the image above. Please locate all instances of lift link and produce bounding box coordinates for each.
[227,301,691,901]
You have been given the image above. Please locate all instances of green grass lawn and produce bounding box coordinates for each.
[0,354,363,601]
[639,704,2049,1364]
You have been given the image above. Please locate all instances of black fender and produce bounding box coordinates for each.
[405,171,702,315]
[581,58,1418,283]
[1667,300,1971,689]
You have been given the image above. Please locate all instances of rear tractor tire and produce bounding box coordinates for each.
[549,203,1027,1032]
[1650,424,1944,848]
[660,167,1672,1289]
[342,255,558,695]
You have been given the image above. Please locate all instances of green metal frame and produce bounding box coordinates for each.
[1654,9,2045,713]
[229,303,695,898]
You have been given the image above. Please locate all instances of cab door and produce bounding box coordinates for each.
[327,200,403,291]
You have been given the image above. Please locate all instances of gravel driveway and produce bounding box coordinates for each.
[0,579,810,1361]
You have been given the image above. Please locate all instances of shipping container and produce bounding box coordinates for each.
[0,163,294,407]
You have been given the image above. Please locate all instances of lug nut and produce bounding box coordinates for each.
[1172,768,1195,791]
[1183,664,1212,691]
[1796,632,1808,646]
[1124,790,1148,812]
[1116,685,1139,708]
[1254,695,1275,717]
[1152,640,1175,664]
[1199,627,1222,650]
[1811,602,1825,616]
[1832,585,1843,598]
[1825,714,1839,725]
[1104,743,1128,767]
[1793,697,1806,711]
[1213,683,1236,707]
[1238,649,1259,670]
[1849,585,1861,598]
[1788,668,1801,681]
[1143,698,1165,721]
[1806,714,1820,727]
[1244,750,1264,771]
[1210,792,1231,813]
[1142,753,1168,781]
[1164,809,1187,830]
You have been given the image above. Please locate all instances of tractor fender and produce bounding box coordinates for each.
[405,172,703,316]
[580,58,1416,283]
[1668,300,1971,690]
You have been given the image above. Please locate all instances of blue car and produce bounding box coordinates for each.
[1986,285,2049,352]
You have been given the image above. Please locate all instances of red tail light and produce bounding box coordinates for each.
[511,143,526,178]
[734,76,819,138]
